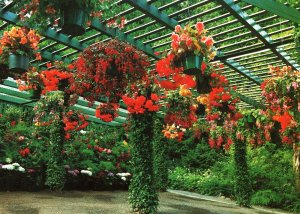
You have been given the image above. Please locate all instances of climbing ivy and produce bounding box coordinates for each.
[153,116,168,191]
[128,112,158,214]
[233,138,253,207]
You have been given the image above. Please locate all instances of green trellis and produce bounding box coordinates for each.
[0,0,299,124]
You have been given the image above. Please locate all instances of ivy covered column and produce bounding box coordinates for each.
[233,138,252,207]
[35,91,66,190]
[153,117,168,191]
[128,112,158,214]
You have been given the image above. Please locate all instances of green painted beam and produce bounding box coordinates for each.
[223,59,263,85]
[123,0,178,29]
[90,19,159,59]
[241,0,300,24]
[0,84,31,99]
[2,78,130,118]
[0,93,32,104]
[232,90,265,110]
[217,0,300,71]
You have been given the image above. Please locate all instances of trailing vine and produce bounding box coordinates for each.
[153,116,168,191]
[35,91,66,190]
[233,137,253,207]
[128,112,158,214]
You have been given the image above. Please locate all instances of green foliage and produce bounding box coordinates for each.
[45,114,66,191]
[233,139,252,207]
[167,130,223,170]
[129,113,158,214]
[153,117,168,191]
[168,165,235,197]
[249,143,300,212]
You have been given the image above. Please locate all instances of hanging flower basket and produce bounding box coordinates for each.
[182,54,203,75]
[61,4,86,36]
[8,54,30,74]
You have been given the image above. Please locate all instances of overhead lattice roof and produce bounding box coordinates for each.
[0,0,299,125]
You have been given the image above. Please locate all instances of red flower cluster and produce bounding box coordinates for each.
[122,93,160,114]
[40,69,72,94]
[209,136,233,151]
[70,39,149,104]
[164,110,197,129]
[19,148,30,157]
[205,86,240,124]
[63,110,89,139]
[156,54,196,90]
[93,146,112,154]
[95,103,119,122]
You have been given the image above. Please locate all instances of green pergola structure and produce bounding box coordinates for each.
[0,0,299,125]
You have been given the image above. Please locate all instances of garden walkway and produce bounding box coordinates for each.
[0,190,292,214]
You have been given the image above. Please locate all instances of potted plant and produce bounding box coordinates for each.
[170,22,216,74]
[17,62,73,102]
[70,39,150,107]
[156,22,216,94]
[19,0,126,36]
[0,27,41,75]
[163,86,197,141]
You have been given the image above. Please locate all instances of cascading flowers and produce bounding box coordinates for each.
[261,66,300,145]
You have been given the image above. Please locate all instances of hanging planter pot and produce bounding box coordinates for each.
[182,53,212,94]
[61,4,86,36]
[182,53,203,75]
[8,54,30,75]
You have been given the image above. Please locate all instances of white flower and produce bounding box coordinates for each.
[121,177,127,181]
[116,172,131,177]
[81,170,93,176]
[2,164,14,170]
[5,158,12,163]
[12,163,20,167]
[18,167,25,172]
[80,130,87,135]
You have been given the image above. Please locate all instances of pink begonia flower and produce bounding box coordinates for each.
[175,25,181,33]
[180,33,188,41]
[18,136,25,141]
[195,22,204,33]
[107,149,112,154]
[171,33,180,42]
[292,81,298,89]
[205,38,214,47]
[186,38,193,47]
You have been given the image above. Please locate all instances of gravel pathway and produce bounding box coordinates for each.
[0,191,285,214]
